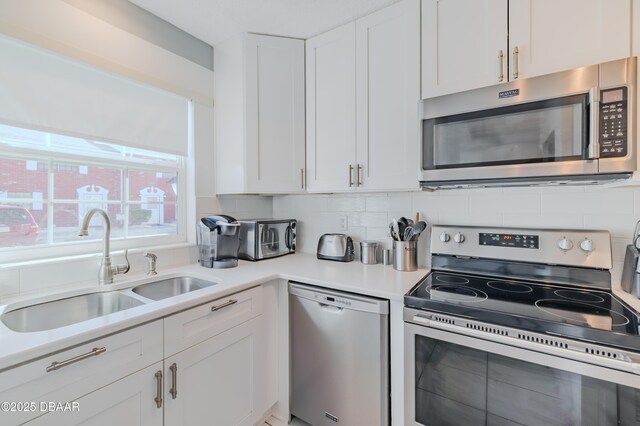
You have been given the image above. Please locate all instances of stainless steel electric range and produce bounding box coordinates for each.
[404,225,640,426]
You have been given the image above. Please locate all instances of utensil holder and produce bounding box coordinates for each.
[393,240,417,271]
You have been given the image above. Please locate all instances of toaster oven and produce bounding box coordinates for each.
[238,219,296,261]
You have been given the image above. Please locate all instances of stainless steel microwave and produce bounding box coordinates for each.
[420,57,637,189]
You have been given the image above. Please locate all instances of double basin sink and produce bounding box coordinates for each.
[1,276,217,333]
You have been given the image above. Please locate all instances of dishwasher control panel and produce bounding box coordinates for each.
[315,293,352,306]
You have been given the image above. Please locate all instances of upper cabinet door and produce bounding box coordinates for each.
[356,0,421,191]
[509,0,631,80]
[306,22,357,192]
[244,34,306,194]
[422,0,507,98]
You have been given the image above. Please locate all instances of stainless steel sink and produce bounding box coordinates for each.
[132,276,216,301]
[1,292,144,333]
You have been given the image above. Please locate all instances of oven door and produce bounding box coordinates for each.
[257,221,294,259]
[404,320,640,426]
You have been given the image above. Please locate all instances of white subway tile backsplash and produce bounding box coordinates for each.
[502,213,584,229]
[347,212,387,228]
[414,193,468,213]
[584,214,638,238]
[435,211,503,227]
[541,192,633,214]
[366,195,412,212]
[469,194,541,213]
[327,196,366,212]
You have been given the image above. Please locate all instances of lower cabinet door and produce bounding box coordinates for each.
[26,362,164,426]
[164,317,263,426]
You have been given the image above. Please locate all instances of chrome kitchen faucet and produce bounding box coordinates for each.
[78,208,130,285]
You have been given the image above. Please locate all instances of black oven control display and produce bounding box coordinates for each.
[599,87,627,158]
[479,233,539,249]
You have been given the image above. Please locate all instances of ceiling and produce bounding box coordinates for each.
[128,0,400,47]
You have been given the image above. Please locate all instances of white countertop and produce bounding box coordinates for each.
[0,253,428,370]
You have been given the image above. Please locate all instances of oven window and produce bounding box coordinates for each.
[422,94,589,170]
[414,335,639,425]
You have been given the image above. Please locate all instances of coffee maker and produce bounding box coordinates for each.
[197,215,241,268]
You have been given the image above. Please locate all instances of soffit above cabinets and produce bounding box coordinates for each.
[128,0,400,46]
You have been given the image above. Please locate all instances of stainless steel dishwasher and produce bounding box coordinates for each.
[289,282,389,426]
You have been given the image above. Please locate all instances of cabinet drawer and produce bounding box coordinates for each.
[164,286,263,357]
[0,320,163,426]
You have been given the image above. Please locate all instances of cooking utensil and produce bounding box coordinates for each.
[390,219,400,241]
[403,226,415,242]
[410,221,427,241]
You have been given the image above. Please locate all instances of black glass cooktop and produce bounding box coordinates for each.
[405,271,640,352]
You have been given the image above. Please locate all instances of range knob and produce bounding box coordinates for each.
[580,239,594,253]
[557,238,574,251]
[453,233,465,244]
[439,232,451,243]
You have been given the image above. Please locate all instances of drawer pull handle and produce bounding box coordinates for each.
[169,363,178,399]
[211,299,238,312]
[46,347,106,372]
[154,370,163,408]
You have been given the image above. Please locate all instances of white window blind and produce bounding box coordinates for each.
[0,35,188,156]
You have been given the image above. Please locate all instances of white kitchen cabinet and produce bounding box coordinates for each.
[215,33,305,194]
[307,0,421,193]
[0,321,163,426]
[421,0,507,98]
[509,0,631,80]
[26,363,164,426]
[163,317,263,426]
[422,0,631,98]
[305,22,357,192]
[356,0,421,191]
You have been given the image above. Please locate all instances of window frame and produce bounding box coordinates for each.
[0,136,187,264]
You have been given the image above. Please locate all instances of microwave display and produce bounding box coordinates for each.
[599,87,628,158]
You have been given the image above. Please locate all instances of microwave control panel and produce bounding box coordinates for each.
[599,87,628,158]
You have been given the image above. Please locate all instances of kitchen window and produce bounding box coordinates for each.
[0,123,185,258]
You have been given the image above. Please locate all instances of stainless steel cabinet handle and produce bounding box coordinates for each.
[154,370,163,408]
[357,164,363,186]
[513,46,519,79]
[211,299,238,312]
[498,50,504,82]
[169,363,178,400]
[301,168,305,189]
[348,164,354,187]
[46,347,106,372]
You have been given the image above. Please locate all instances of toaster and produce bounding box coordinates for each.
[317,234,354,262]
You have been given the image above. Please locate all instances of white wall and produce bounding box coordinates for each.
[273,185,638,284]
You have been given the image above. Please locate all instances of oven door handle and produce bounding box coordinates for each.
[588,88,600,160]
[409,313,640,376]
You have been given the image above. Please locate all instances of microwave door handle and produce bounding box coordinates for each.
[285,225,292,250]
[588,88,600,159]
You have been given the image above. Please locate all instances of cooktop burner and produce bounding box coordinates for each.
[405,271,640,352]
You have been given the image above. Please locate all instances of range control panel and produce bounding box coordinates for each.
[479,233,539,249]
[599,87,628,158]
[431,225,612,270]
